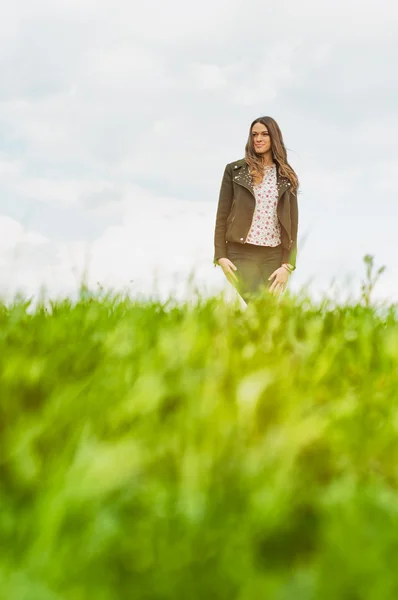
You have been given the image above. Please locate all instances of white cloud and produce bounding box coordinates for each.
[192,64,229,91]
[13,178,118,206]
[0,216,47,254]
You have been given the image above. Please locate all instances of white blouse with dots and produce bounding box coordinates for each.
[245,164,282,247]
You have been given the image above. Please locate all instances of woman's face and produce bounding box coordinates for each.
[251,122,272,155]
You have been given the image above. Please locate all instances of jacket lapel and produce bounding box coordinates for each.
[233,161,290,201]
[276,165,291,200]
[232,162,255,196]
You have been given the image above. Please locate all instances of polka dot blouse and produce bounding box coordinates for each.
[246,164,282,247]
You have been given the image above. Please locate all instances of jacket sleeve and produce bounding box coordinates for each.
[288,189,299,269]
[213,164,233,265]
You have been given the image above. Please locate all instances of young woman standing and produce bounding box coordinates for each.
[213,116,299,304]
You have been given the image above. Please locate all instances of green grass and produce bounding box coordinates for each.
[1,259,398,599]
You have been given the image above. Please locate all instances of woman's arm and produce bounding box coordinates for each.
[213,164,234,265]
[289,189,299,269]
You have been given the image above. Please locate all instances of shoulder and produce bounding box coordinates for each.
[225,158,246,171]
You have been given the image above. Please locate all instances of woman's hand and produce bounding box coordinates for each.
[268,266,290,295]
[218,257,238,284]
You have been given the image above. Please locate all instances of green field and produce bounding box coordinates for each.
[1,257,398,599]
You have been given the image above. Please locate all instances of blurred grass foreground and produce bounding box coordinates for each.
[1,257,398,599]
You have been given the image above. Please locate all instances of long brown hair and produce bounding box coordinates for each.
[245,116,299,192]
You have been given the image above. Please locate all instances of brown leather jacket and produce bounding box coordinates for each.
[214,158,299,269]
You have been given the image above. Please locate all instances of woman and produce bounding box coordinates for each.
[213,116,299,304]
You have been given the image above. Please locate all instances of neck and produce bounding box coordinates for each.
[262,152,274,168]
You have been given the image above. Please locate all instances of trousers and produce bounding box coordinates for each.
[226,241,283,303]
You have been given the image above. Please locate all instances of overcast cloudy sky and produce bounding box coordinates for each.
[1,0,397,303]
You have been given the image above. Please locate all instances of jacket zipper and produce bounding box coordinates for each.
[278,218,293,248]
[228,200,236,227]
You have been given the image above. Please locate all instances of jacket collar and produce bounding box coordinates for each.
[232,158,291,199]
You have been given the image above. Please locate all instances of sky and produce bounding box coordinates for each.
[1,0,397,304]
